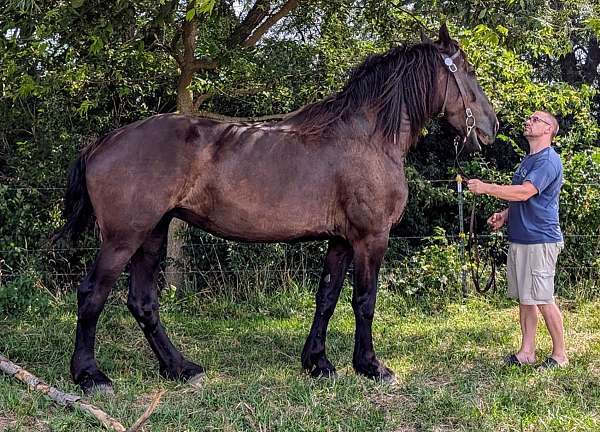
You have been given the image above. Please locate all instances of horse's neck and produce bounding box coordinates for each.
[347,105,413,162]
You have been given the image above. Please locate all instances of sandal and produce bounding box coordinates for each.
[504,354,525,366]
[537,357,566,370]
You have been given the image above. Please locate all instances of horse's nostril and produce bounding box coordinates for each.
[494,119,499,134]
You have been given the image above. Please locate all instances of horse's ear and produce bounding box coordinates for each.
[420,30,432,44]
[438,23,452,46]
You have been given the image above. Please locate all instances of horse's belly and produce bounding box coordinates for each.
[206,199,334,242]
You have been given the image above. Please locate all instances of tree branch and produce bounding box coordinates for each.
[193,86,268,111]
[226,0,272,49]
[193,92,217,111]
[170,29,183,65]
[182,1,198,66]
[0,354,126,432]
[195,110,290,122]
[242,0,301,47]
[128,390,166,432]
[143,0,180,49]
[191,58,219,72]
[0,354,166,432]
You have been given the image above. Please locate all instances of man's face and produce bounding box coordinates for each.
[523,111,553,137]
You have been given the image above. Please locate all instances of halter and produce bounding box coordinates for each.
[439,50,496,295]
[438,50,476,143]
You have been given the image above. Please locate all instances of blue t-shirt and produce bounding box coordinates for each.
[507,147,563,244]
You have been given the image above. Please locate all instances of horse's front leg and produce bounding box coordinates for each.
[301,238,353,377]
[350,232,395,383]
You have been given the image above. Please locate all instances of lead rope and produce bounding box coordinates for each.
[454,136,497,295]
[467,205,497,294]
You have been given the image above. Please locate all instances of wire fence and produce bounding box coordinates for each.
[1,234,598,285]
[1,181,599,297]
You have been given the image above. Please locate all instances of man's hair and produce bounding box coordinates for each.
[540,110,559,138]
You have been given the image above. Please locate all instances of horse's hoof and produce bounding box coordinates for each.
[310,366,337,379]
[162,360,205,382]
[86,383,115,397]
[181,360,205,381]
[377,369,397,385]
[186,372,205,387]
[355,361,396,385]
[302,355,337,379]
[78,371,114,396]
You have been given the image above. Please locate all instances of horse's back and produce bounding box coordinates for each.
[84,114,224,237]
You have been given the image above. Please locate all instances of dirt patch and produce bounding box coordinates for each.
[0,416,16,431]
[0,415,49,432]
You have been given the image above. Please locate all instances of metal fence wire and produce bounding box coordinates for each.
[1,234,598,296]
[1,181,599,296]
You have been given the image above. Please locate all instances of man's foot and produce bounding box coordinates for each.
[504,353,535,366]
[537,356,568,370]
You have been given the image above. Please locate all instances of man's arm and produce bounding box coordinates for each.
[467,179,538,201]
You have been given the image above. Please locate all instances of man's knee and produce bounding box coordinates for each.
[537,303,556,313]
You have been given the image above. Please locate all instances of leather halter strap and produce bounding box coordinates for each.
[438,50,476,141]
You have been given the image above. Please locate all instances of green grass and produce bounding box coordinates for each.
[1,288,600,431]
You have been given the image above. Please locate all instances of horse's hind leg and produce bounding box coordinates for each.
[127,217,204,383]
[71,236,144,395]
[301,238,353,377]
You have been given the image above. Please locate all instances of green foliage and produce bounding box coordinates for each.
[177,230,326,300]
[383,227,463,302]
[0,269,49,316]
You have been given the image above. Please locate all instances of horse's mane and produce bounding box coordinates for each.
[283,42,444,145]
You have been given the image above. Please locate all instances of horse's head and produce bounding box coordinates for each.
[430,24,498,152]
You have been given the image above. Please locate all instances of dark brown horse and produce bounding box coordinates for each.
[56,25,497,395]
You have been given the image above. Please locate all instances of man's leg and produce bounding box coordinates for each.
[516,304,538,364]
[537,303,568,365]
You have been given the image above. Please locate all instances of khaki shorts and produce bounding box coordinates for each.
[506,242,563,305]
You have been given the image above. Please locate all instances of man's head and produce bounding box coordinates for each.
[523,110,559,141]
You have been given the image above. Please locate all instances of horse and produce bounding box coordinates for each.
[56,24,498,395]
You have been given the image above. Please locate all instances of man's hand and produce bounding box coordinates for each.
[467,179,488,195]
[487,211,507,231]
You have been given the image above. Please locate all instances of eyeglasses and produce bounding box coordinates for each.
[525,115,551,126]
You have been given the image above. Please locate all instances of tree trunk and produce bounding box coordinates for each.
[165,16,197,294]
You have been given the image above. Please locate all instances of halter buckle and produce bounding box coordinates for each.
[444,57,458,73]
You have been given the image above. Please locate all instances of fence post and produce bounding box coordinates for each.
[456,175,468,298]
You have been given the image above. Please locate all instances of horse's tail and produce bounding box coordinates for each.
[52,137,104,243]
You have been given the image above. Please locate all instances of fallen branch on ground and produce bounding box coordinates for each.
[0,353,165,432]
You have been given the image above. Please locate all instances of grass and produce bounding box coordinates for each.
[1,287,600,431]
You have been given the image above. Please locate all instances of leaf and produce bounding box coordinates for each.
[88,35,104,55]
[186,8,196,21]
[197,0,217,14]
[496,25,508,37]
[71,0,84,8]
[583,18,600,38]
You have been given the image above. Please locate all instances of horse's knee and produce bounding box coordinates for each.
[127,297,159,330]
[352,296,375,321]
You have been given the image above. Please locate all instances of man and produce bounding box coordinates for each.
[467,110,567,368]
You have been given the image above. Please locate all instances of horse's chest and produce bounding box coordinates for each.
[341,175,407,232]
